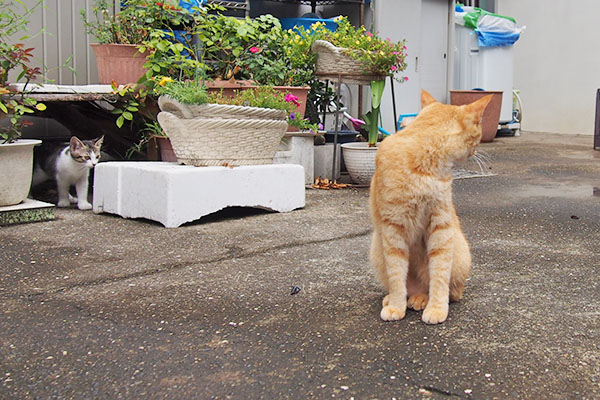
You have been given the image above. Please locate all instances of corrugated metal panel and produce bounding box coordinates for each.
[15,0,119,85]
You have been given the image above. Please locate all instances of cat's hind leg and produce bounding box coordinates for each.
[56,178,72,208]
[407,248,430,311]
[449,230,471,302]
[370,229,389,307]
[407,271,429,310]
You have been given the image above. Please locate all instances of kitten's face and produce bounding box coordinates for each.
[69,136,104,168]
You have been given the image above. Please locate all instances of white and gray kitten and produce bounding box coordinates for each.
[33,136,104,210]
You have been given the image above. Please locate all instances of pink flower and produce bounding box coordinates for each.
[285,93,300,107]
[404,76,409,82]
[391,65,397,71]
[249,47,260,54]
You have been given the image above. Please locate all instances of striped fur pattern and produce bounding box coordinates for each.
[369,90,492,324]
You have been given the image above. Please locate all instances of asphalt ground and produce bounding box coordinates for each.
[1,132,599,399]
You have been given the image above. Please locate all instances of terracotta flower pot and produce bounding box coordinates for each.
[91,43,148,85]
[155,137,177,162]
[450,90,503,143]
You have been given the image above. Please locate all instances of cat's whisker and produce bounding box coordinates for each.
[475,150,493,163]
[472,154,485,174]
[472,151,493,173]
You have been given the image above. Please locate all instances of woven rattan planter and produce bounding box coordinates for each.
[157,97,288,166]
[158,96,287,121]
[311,40,387,84]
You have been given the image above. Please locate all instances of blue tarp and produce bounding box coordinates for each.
[475,29,521,47]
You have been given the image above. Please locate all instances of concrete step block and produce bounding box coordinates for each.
[93,162,305,228]
[274,133,315,185]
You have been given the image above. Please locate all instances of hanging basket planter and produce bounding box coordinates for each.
[311,40,387,84]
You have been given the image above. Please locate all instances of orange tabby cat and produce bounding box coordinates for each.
[369,89,492,324]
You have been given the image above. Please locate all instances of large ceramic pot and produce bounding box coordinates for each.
[0,139,41,206]
[450,90,503,143]
[91,43,148,84]
[340,142,378,185]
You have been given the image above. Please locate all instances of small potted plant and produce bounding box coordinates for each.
[155,80,318,166]
[0,0,46,206]
[81,0,188,84]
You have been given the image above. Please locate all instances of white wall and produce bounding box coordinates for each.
[497,0,600,135]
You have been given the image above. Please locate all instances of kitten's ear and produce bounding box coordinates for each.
[421,89,437,108]
[69,136,84,151]
[94,136,104,148]
[466,95,493,122]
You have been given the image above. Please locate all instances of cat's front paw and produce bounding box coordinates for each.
[77,202,92,210]
[380,305,406,321]
[57,199,71,208]
[422,304,448,324]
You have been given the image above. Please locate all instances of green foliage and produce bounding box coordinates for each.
[365,79,386,146]
[207,86,291,111]
[0,0,46,143]
[81,0,189,45]
[155,79,209,105]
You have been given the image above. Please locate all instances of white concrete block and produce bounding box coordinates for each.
[93,162,305,228]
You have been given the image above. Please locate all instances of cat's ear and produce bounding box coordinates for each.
[421,89,437,108]
[69,136,84,151]
[94,136,104,148]
[465,95,493,123]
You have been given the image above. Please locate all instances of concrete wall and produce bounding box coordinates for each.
[497,0,600,135]
[14,0,102,85]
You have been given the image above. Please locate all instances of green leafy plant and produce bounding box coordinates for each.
[126,119,165,158]
[363,79,386,146]
[154,78,209,105]
[0,0,46,143]
[81,0,188,45]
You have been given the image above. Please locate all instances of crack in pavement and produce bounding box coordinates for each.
[5,228,372,300]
